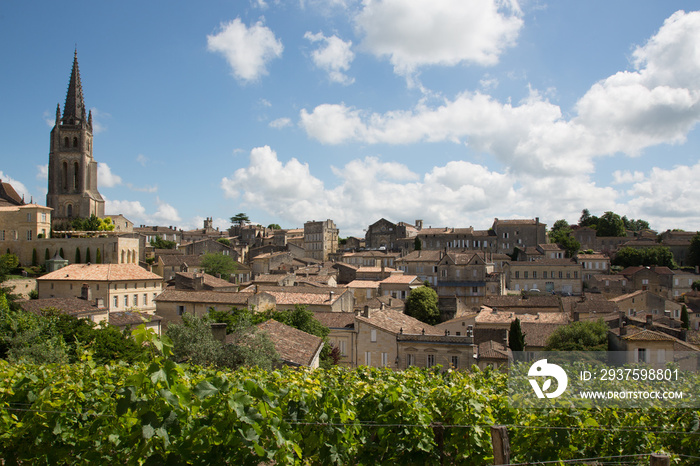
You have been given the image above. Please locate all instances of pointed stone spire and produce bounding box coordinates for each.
[88,109,93,131]
[62,49,85,123]
[55,104,61,125]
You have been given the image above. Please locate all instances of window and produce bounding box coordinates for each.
[524,271,528,279]
[637,348,647,363]
[657,349,666,363]
[515,271,520,279]
[177,305,185,316]
[124,295,129,307]
[381,352,388,367]
[574,271,578,279]
[26,230,32,240]
[0,231,4,241]
[113,296,118,308]
[427,354,436,368]
[559,271,563,279]
[133,294,138,306]
[533,271,537,279]
[407,354,415,367]
[441,269,447,278]
[543,271,547,279]
[339,340,346,356]
[370,329,377,342]
[26,213,31,222]
[143,293,148,305]
[364,351,372,366]
[451,356,459,368]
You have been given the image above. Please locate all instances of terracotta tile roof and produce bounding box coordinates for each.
[416,227,475,235]
[253,274,292,284]
[494,218,539,225]
[347,280,381,289]
[159,255,202,267]
[478,341,511,360]
[356,267,399,273]
[175,272,233,289]
[313,312,355,329]
[255,319,324,367]
[476,309,569,325]
[19,297,104,316]
[507,258,579,267]
[356,307,442,335]
[539,243,564,251]
[109,311,162,327]
[577,253,608,260]
[397,250,442,262]
[155,289,252,305]
[483,295,561,309]
[521,322,566,347]
[261,289,345,306]
[38,264,162,282]
[609,290,647,302]
[380,275,420,284]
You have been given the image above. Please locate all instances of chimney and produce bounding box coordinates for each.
[194,273,204,291]
[210,323,227,343]
[95,297,105,309]
[329,291,335,302]
[363,305,371,318]
[620,325,627,336]
[645,315,653,327]
[81,284,92,301]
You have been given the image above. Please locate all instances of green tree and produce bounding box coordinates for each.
[578,209,598,228]
[692,280,700,292]
[622,216,650,232]
[69,215,115,232]
[150,235,176,249]
[404,286,440,325]
[200,253,238,280]
[44,248,50,262]
[680,305,689,330]
[0,254,20,281]
[96,248,102,264]
[267,223,281,230]
[545,319,608,351]
[613,246,676,268]
[509,318,525,352]
[548,220,581,258]
[85,247,91,263]
[75,247,81,264]
[216,238,232,247]
[414,237,422,251]
[31,248,38,267]
[230,213,250,227]
[596,211,626,237]
[688,232,700,267]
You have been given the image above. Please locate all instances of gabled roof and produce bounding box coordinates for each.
[396,250,442,262]
[438,251,487,266]
[0,181,24,206]
[379,274,420,285]
[347,280,381,289]
[313,311,355,329]
[38,263,162,282]
[255,319,324,367]
[155,289,252,305]
[19,297,103,316]
[356,307,442,335]
[109,311,162,327]
[159,255,202,267]
[521,322,565,348]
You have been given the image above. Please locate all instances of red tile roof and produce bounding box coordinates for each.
[39,263,162,282]
[255,319,324,366]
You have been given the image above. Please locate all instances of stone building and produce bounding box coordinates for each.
[364,218,419,250]
[46,51,105,224]
[504,258,583,295]
[304,219,338,261]
[491,218,546,255]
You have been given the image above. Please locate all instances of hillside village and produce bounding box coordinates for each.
[2,52,700,370]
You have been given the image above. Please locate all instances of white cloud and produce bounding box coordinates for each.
[136,154,149,167]
[612,170,645,184]
[97,163,122,187]
[0,171,31,203]
[207,18,284,82]
[36,164,49,181]
[126,183,158,193]
[269,117,292,129]
[89,107,108,134]
[305,31,355,84]
[354,0,523,76]
[300,11,700,179]
[104,199,147,219]
[153,199,182,224]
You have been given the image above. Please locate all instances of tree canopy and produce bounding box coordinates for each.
[150,235,177,249]
[548,219,580,258]
[200,253,238,280]
[267,224,281,230]
[230,213,250,226]
[67,215,116,232]
[688,232,700,267]
[404,286,440,325]
[545,319,608,351]
[612,246,676,269]
[596,211,626,237]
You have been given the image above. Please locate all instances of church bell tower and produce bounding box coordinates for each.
[46,50,105,225]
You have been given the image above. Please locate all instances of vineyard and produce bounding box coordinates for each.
[0,330,698,464]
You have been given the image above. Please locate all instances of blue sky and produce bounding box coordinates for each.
[1,1,699,237]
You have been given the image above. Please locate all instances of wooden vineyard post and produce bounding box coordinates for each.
[650,454,670,466]
[491,425,510,465]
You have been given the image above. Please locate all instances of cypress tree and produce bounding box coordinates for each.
[59,248,65,259]
[32,248,38,266]
[509,318,526,352]
[96,248,102,264]
[45,248,50,261]
[681,305,690,330]
[75,247,81,264]
[85,247,91,264]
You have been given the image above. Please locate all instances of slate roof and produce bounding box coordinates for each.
[38,263,162,282]
[255,319,324,367]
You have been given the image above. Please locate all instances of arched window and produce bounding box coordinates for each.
[67,204,73,217]
[62,162,68,191]
[64,137,69,147]
[73,137,78,148]
[74,162,80,191]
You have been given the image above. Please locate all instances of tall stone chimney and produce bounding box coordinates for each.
[81,283,92,301]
